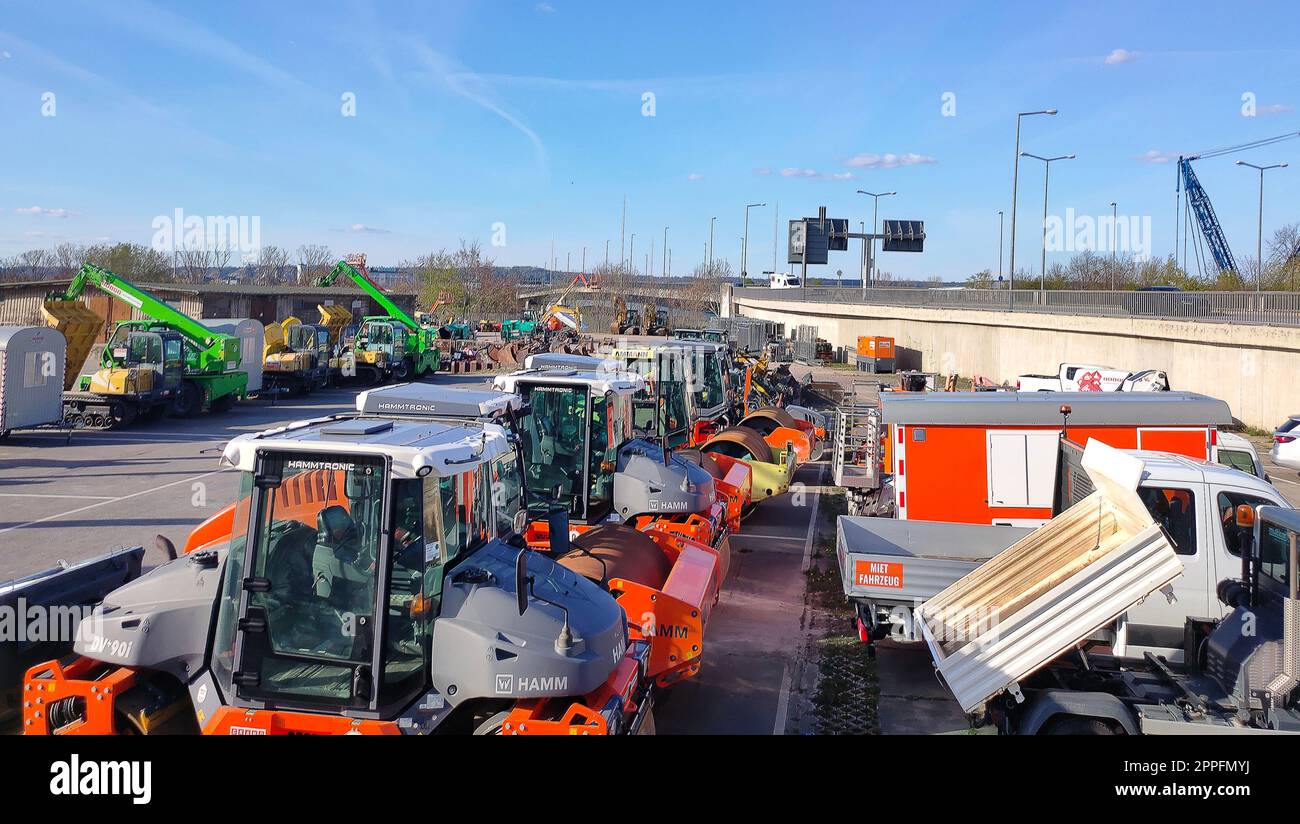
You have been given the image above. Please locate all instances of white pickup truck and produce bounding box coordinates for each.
[1017,362,1169,392]
[837,438,1288,659]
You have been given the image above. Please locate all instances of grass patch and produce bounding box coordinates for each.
[811,635,880,735]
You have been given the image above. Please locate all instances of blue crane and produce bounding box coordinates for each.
[1177,131,1299,276]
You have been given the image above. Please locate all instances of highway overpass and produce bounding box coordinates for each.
[726,285,1300,431]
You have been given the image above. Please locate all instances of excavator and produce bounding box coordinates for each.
[42,263,248,427]
[23,391,655,735]
[261,315,333,393]
[314,255,441,383]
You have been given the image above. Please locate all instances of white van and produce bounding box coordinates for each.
[767,271,800,289]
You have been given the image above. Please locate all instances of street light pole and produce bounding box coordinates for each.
[1009,109,1059,305]
[1237,161,1289,292]
[1019,151,1075,298]
[856,189,896,287]
[620,195,626,270]
[629,234,635,274]
[708,217,717,271]
[742,202,765,287]
[1109,201,1117,289]
[997,210,1004,283]
[662,227,668,277]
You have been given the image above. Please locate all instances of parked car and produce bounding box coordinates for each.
[1215,431,1267,480]
[1270,415,1300,470]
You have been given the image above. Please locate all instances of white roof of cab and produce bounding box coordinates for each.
[355,382,520,417]
[1129,448,1277,495]
[495,367,644,396]
[221,416,510,479]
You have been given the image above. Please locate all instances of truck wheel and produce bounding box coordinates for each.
[393,357,414,382]
[170,381,200,417]
[1041,716,1117,735]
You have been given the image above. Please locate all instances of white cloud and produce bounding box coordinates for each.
[14,206,70,218]
[1,50,11,60]
[535,2,556,11]
[842,152,936,169]
[686,172,704,181]
[1104,48,1136,65]
[775,167,857,181]
[1258,103,1295,115]
[1134,149,1178,164]
[349,223,391,234]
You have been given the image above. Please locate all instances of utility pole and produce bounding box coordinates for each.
[605,239,609,268]
[649,237,654,281]
[620,195,626,269]
[629,234,635,274]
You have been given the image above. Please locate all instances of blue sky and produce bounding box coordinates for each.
[1,0,1298,280]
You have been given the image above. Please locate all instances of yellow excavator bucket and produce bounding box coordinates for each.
[317,304,352,345]
[263,321,286,361]
[41,299,103,390]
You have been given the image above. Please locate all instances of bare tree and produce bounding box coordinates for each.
[296,244,334,284]
[256,245,290,284]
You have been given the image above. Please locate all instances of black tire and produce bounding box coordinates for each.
[170,381,200,418]
[210,393,236,414]
[1041,716,1118,735]
[392,357,414,382]
[0,429,10,441]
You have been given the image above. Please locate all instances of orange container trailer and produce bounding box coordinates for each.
[881,391,1233,526]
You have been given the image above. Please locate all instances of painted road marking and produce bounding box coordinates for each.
[774,463,826,736]
[0,493,116,500]
[0,468,230,536]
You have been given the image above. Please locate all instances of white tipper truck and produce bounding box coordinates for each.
[837,437,1289,660]
[1017,363,1169,393]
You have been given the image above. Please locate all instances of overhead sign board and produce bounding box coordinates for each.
[882,220,925,253]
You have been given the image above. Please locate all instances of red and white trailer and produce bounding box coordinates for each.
[882,391,1232,526]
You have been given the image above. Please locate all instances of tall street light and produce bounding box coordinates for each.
[856,189,896,287]
[1020,151,1075,296]
[708,217,717,270]
[1009,109,1059,300]
[1109,202,1117,289]
[1237,160,1289,292]
[997,210,1004,283]
[629,234,636,274]
[741,202,765,287]
[662,227,669,277]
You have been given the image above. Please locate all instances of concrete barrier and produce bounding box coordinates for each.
[732,293,1300,430]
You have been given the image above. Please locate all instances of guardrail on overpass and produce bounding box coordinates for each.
[732,287,1300,327]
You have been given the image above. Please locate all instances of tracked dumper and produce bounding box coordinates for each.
[23,400,654,735]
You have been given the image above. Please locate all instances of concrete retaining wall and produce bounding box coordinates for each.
[732,293,1300,430]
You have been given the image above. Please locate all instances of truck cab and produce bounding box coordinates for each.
[1099,450,1288,658]
[767,271,800,289]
